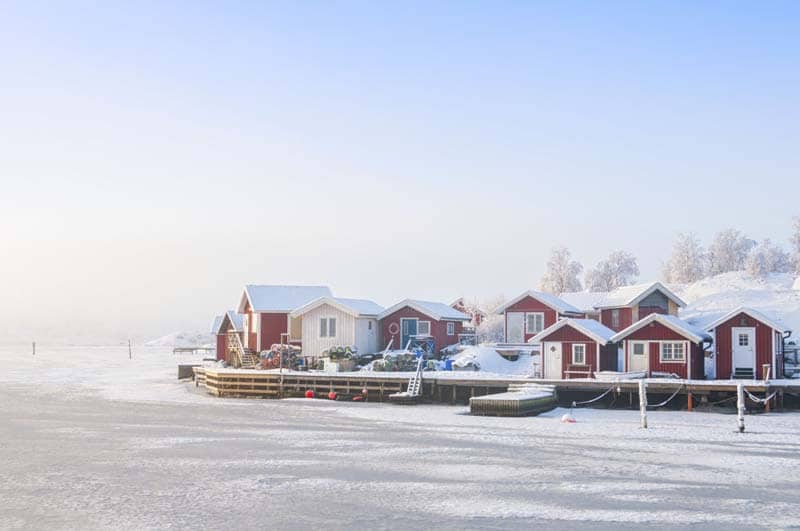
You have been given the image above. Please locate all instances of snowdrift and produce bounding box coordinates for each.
[145,331,213,348]
[450,346,537,376]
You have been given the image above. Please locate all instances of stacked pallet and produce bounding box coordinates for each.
[469,384,557,417]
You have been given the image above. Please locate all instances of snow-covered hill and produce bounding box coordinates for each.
[144,331,213,348]
[676,271,800,334]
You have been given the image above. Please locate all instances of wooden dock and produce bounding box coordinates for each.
[190,367,800,410]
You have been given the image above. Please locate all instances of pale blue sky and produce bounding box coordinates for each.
[1,1,798,343]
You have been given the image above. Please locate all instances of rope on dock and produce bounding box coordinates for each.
[571,386,616,408]
[744,388,778,404]
[647,383,684,409]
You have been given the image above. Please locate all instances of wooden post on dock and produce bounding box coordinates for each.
[737,383,745,433]
[32,341,35,356]
[638,380,648,429]
[687,391,693,412]
[128,339,132,360]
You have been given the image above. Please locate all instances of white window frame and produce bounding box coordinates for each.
[446,322,455,336]
[738,333,749,347]
[572,344,587,365]
[611,309,620,329]
[525,312,545,335]
[631,341,647,356]
[417,320,431,336]
[659,341,686,363]
[250,313,257,333]
[319,317,337,338]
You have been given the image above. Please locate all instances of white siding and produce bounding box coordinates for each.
[300,303,356,358]
[355,317,379,354]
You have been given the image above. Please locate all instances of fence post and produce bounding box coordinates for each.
[32,341,36,356]
[737,383,745,433]
[638,379,648,429]
[128,339,132,360]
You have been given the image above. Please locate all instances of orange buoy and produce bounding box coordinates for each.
[328,391,337,400]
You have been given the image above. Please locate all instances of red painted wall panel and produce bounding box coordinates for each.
[713,312,777,379]
[259,313,289,351]
[380,306,465,353]
[216,334,227,361]
[600,308,633,332]
[503,296,558,342]
[620,322,705,379]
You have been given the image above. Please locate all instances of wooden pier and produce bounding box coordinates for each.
[190,367,800,410]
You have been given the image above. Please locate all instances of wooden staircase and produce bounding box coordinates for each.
[733,368,755,379]
[232,333,260,369]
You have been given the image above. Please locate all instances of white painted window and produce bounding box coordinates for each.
[320,317,337,338]
[632,342,646,356]
[250,314,257,333]
[660,342,685,362]
[611,309,620,329]
[526,312,545,334]
[418,321,431,336]
[447,322,455,336]
[738,334,749,346]
[368,321,372,331]
[572,344,586,365]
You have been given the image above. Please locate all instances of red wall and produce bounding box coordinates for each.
[380,306,465,353]
[537,324,616,377]
[259,313,289,351]
[623,322,704,379]
[601,307,633,332]
[216,334,227,361]
[504,296,558,342]
[714,312,778,379]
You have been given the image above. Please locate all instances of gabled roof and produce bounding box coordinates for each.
[529,318,616,345]
[494,290,583,315]
[237,285,333,313]
[378,299,471,321]
[703,307,790,333]
[611,313,712,343]
[594,282,686,310]
[290,296,384,318]
[212,310,244,334]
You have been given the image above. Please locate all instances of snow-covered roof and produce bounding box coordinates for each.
[290,296,384,318]
[212,310,244,334]
[594,282,686,310]
[529,318,616,345]
[610,313,712,343]
[450,297,487,317]
[378,299,471,321]
[237,285,333,313]
[558,291,608,313]
[702,307,790,333]
[494,290,583,315]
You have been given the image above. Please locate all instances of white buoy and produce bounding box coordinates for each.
[639,380,648,429]
[561,412,576,423]
[737,383,745,433]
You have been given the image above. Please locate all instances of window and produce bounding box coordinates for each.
[611,309,620,329]
[250,314,257,333]
[632,342,646,356]
[447,322,455,336]
[320,317,337,338]
[526,312,545,334]
[368,321,372,331]
[738,334,749,346]
[418,321,431,336]
[572,344,586,365]
[660,342,685,362]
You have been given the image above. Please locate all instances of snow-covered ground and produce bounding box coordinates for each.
[144,330,213,348]
[1,345,800,528]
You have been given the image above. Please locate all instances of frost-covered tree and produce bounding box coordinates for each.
[707,229,756,275]
[662,233,706,283]
[746,239,792,278]
[585,250,640,291]
[539,246,583,294]
[476,295,506,344]
[791,216,800,274]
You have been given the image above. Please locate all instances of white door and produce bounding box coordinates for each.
[544,342,562,379]
[628,341,648,372]
[732,327,755,370]
[506,312,525,343]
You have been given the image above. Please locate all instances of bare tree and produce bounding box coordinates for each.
[662,233,706,283]
[707,228,756,275]
[585,250,640,292]
[539,246,583,294]
[746,239,792,278]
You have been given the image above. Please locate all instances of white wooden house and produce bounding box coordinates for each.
[289,297,384,357]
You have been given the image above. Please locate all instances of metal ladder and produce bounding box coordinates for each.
[405,354,425,397]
